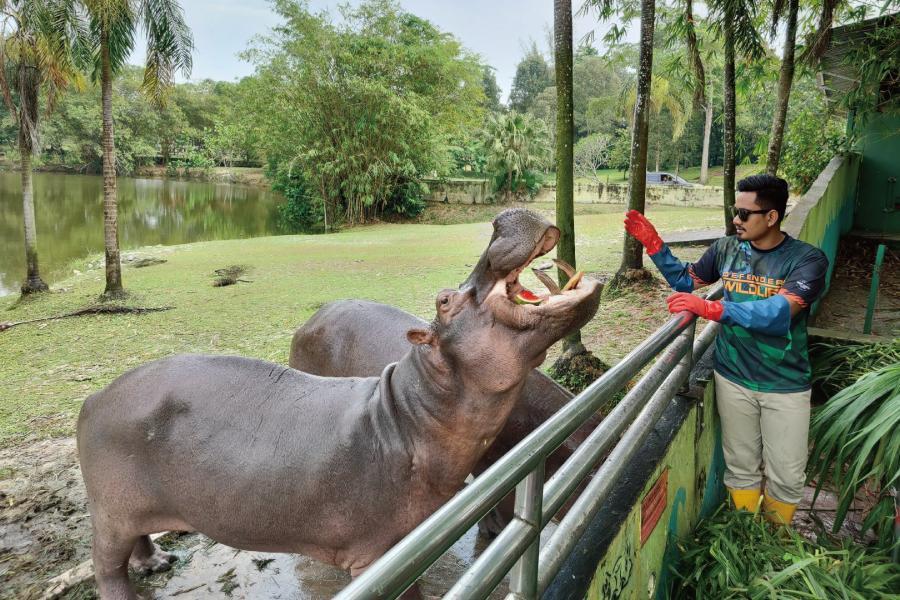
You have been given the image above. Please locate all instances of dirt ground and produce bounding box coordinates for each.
[813,237,900,338]
[0,436,512,600]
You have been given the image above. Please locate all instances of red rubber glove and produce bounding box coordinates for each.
[623,210,664,255]
[666,292,725,321]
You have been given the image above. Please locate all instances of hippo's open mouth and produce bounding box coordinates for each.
[503,258,585,307]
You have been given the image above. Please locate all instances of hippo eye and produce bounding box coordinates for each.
[440,296,450,305]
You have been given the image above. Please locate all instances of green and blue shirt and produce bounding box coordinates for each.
[651,235,829,393]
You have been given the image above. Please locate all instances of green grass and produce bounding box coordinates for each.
[0,204,718,447]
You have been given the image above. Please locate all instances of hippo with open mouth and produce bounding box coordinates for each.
[289,210,603,537]
[76,208,601,599]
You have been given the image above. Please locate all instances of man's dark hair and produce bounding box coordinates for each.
[737,174,789,223]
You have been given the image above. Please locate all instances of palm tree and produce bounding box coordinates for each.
[483,112,550,202]
[82,0,193,297]
[554,0,582,353]
[615,0,657,280]
[0,0,85,294]
[766,0,844,175]
[709,0,762,235]
[681,0,715,185]
[765,0,799,175]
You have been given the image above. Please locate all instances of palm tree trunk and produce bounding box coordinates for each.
[618,0,655,274]
[554,0,582,351]
[700,99,712,185]
[722,14,737,236]
[766,0,799,176]
[655,135,660,172]
[101,30,124,296]
[19,147,48,294]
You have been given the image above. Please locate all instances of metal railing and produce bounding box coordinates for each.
[335,287,723,600]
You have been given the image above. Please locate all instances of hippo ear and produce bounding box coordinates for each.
[406,328,434,346]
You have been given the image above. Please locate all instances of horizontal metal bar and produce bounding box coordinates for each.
[335,313,697,599]
[537,324,697,593]
[444,329,696,599]
[540,330,692,524]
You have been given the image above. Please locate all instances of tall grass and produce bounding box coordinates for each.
[671,506,900,598]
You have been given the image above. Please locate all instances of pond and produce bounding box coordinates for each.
[0,171,285,296]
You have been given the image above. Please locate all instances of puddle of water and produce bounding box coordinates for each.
[136,522,558,599]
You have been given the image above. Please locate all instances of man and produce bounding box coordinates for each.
[624,174,828,526]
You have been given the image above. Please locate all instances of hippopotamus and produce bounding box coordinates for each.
[289,208,604,536]
[77,208,601,599]
[289,300,603,536]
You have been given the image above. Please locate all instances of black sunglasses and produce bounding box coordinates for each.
[731,206,771,221]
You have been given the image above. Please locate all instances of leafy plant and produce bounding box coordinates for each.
[811,340,900,399]
[671,505,900,599]
[779,100,846,193]
[483,111,550,201]
[807,361,900,548]
[269,162,324,234]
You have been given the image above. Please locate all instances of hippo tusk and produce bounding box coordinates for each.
[531,268,562,295]
[553,258,576,278]
[553,259,584,292]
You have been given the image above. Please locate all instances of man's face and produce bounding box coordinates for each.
[733,191,779,241]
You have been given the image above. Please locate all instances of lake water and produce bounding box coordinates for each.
[0,171,284,296]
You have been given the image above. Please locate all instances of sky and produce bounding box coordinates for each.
[128,0,640,101]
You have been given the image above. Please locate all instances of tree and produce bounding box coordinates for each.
[765,0,800,175]
[708,0,763,235]
[615,0,657,282]
[244,0,484,227]
[554,0,581,354]
[480,65,502,113]
[574,133,612,183]
[483,112,550,201]
[625,75,691,171]
[0,0,85,294]
[82,0,193,297]
[509,42,552,113]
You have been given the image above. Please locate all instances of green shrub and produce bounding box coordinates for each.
[268,163,325,233]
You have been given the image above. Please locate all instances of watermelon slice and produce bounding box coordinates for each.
[514,289,542,305]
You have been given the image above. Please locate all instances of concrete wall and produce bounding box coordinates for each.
[424,178,724,208]
[543,370,726,600]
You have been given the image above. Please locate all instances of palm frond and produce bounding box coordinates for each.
[683,0,706,108]
[139,0,193,107]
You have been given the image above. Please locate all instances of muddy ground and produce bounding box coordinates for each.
[0,437,515,600]
[814,237,900,338]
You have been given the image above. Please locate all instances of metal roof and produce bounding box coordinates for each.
[816,12,899,109]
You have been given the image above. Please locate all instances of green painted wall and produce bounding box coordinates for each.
[783,153,860,310]
[854,113,900,234]
[585,382,723,600]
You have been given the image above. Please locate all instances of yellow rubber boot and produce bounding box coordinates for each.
[762,494,796,526]
[728,488,761,512]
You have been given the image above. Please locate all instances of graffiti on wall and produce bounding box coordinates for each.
[598,536,634,600]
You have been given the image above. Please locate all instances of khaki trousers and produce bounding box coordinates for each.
[714,372,811,504]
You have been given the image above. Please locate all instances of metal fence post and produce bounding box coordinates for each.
[508,460,546,599]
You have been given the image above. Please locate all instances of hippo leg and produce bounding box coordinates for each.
[90,518,140,600]
[129,535,177,575]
